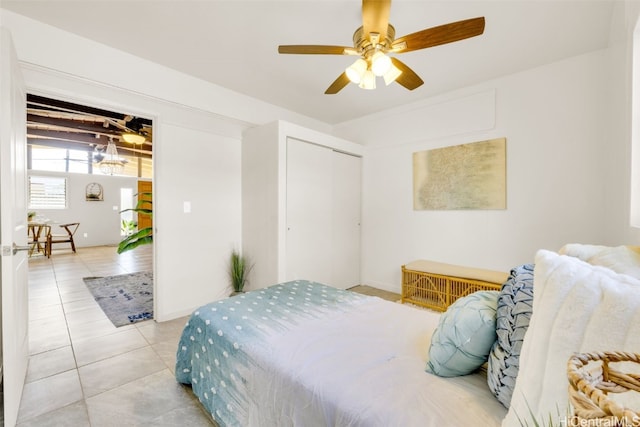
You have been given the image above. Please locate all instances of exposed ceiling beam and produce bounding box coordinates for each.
[25,94,153,166]
[27,94,152,126]
[27,128,110,145]
[27,114,123,137]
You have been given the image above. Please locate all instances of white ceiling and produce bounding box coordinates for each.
[2,1,615,125]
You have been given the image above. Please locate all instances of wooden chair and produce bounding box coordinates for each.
[46,223,79,258]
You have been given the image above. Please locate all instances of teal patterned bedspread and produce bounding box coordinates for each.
[175,280,368,426]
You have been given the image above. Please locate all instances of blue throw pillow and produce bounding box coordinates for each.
[426,290,499,377]
[487,263,534,408]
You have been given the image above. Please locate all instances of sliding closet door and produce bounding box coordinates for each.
[285,138,333,284]
[331,151,361,289]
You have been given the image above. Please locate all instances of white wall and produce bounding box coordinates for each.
[242,122,280,290]
[335,51,609,292]
[27,171,141,247]
[155,123,241,320]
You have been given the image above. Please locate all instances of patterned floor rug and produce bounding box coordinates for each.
[83,271,153,327]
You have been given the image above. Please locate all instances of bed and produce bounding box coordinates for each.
[175,280,507,426]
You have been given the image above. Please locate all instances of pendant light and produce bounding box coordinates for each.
[99,138,126,175]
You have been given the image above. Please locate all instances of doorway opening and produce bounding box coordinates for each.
[25,94,155,335]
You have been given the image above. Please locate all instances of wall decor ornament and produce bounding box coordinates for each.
[85,182,103,201]
[413,138,506,210]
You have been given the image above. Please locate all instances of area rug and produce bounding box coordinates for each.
[83,271,153,327]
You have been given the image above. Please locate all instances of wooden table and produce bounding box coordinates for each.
[27,222,49,257]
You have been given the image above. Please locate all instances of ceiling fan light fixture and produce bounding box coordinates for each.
[345,58,368,84]
[359,70,376,90]
[277,0,486,95]
[121,132,146,145]
[383,63,402,85]
[371,51,392,76]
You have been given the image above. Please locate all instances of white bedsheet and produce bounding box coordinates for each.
[247,297,506,426]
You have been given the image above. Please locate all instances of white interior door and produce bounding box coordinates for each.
[0,29,29,427]
[285,138,332,284]
[331,151,361,289]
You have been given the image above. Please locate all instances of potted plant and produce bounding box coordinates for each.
[229,249,253,296]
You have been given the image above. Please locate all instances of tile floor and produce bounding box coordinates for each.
[14,246,401,426]
[17,245,215,427]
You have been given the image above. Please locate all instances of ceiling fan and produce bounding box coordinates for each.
[278,0,485,94]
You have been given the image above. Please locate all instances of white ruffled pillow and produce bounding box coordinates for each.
[502,250,640,427]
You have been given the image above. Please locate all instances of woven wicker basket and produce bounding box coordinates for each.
[567,351,640,427]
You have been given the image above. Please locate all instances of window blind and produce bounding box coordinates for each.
[29,176,67,209]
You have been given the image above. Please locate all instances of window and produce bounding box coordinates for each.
[29,144,152,178]
[30,146,91,174]
[28,176,67,209]
[632,19,640,227]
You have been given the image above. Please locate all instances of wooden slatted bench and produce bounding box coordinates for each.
[401,260,509,311]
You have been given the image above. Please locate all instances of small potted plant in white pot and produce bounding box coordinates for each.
[229,249,253,296]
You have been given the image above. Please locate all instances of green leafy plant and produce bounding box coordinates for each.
[117,193,152,254]
[229,249,253,293]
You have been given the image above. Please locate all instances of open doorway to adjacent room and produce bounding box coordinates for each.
[26,93,154,323]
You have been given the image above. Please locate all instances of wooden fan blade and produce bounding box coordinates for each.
[278,45,352,55]
[362,0,391,42]
[325,72,351,94]
[391,17,485,53]
[390,57,424,90]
